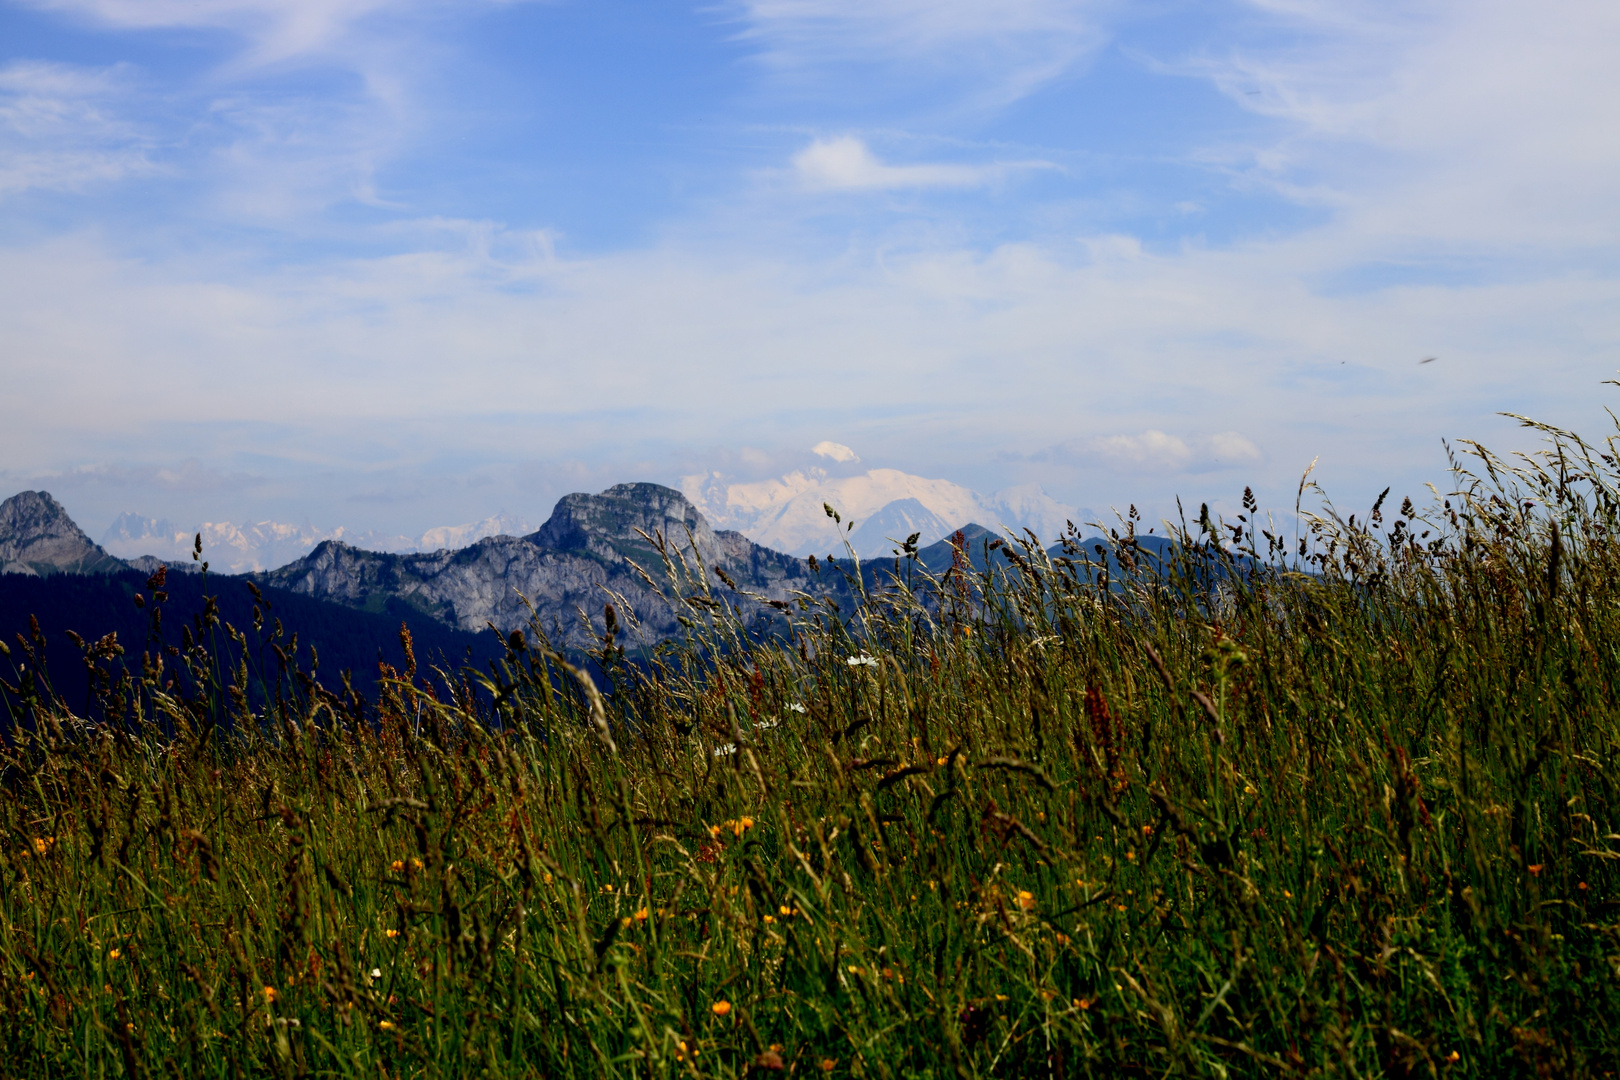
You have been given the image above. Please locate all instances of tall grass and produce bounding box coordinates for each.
[1,413,1617,1077]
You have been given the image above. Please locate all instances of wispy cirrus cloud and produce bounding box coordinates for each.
[10,0,533,65]
[1177,0,1620,254]
[0,61,156,196]
[728,0,1118,108]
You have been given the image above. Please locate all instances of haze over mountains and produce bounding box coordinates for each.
[101,513,537,575]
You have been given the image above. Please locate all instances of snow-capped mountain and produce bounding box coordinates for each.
[100,513,534,574]
[680,467,1082,558]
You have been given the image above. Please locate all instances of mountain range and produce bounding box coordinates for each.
[0,484,1174,715]
[0,486,839,652]
[100,512,536,574]
[680,466,1086,558]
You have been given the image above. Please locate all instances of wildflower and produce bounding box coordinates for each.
[543,872,553,884]
[676,1039,698,1061]
[1579,881,1589,891]
[1075,998,1093,1010]
[712,1000,732,1017]
[1244,785,1258,796]
[32,837,53,857]
[1017,890,1036,912]
[108,949,121,962]
[994,994,1008,1002]
[936,756,948,767]
[1527,864,1544,875]
[1055,933,1070,946]
[369,968,382,980]
[263,986,278,1004]
[820,1059,837,1072]
[788,702,807,713]
[634,907,649,923]
[385,928,400,939]
[763,914,776,924]
[1444,1051,1460,1064]
[410,858,423,871]
[390,860,404,874]
[379,1020,396,1031]
[846,654,877,667]
[1283,890,1293,899]
[714,743,737,757]
[779,905,794,917]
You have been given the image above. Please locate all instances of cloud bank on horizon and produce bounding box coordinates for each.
[1,0,1617,543]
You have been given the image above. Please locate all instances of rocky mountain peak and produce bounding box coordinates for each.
[0,491,126,577]
[529,482,723,572]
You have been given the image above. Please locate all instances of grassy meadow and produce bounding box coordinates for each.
[2,415,1618,1078]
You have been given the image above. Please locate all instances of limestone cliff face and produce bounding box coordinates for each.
[0,491,126,577]
[258,484,829,647]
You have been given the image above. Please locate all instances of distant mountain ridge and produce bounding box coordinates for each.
[101,512,536,574]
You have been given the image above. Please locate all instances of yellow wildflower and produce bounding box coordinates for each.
[385,928,400,939]
[1017,890,1036,911]
[379,1020,396,1031]
[108,948,121,962]
[390,860,404,874]
[263,986,278,1004]
[712,1000,732,1017]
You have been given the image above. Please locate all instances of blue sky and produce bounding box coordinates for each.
[2,0,1618,537]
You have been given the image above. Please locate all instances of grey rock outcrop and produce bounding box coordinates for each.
[0,491,126,577]
[258,484,828,648]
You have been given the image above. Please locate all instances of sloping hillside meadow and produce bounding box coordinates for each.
[1,416,1617,1078]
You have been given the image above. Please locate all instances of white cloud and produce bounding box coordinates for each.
[791,136,1049,191]
[1072,431,1264,473]
[811,440,859,463]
